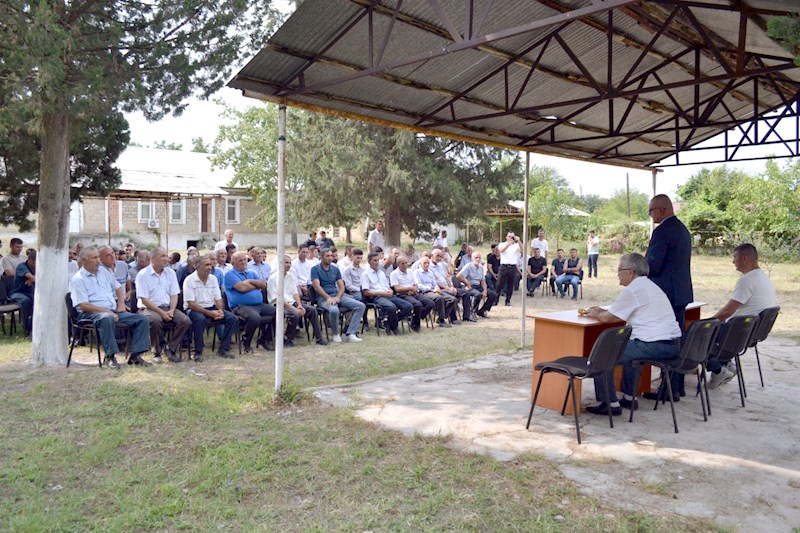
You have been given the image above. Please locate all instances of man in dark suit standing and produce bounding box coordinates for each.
[645,194,693,400]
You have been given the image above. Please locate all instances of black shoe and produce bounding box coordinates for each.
[284,340,295,347]
[504,302,511,307]
[194,353,203,363]
[242,346,253,355]
[411,325,421,333]
[105,355,120,370]
[316,339,329,346]
[217,349,234,359]
[619,398,639,410]
[128,353,152,367]
[468,316,478,322]
[642,391,679,403]
[450,319,460,325]
[585,402,622,416]
[477,311,488,318]
[165,347,181,363]
[438,321,452,328]
[257,339,274,351]
[390,328,401,336]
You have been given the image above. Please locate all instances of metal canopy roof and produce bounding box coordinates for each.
[229,0,800,170]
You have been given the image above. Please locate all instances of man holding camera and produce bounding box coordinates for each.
[496,232,522,307]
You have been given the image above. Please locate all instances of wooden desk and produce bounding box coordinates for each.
[530,302,705,414]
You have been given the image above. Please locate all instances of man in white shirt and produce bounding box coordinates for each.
[361,252,413,335]
[214,229,238,253]
[432,229,448,248]
[430,249,466,324]
[291,245,314,302]
[586,230,600,278]
[182,254,239,360]
[390,256,434,332]
[413,256,455,328]
[583,253,682,416]
[496,232,522,306]
[135,247,192,363]
[338,245,354,271]
[268,255,328,346]
[531,229,549,260]
[368,220,385,253]
[707,243,777,388]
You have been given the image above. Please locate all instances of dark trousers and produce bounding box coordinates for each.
[285,304,323,341]
[141,305,192,355]
[233,303,276,347]
[587,254,598,277]
[365,295,414,330]
[187,308,239,354]
[420,292,455,323]
[465,287,495,317]
[671,305,687,394]
[78,310,151,358]
[496,264,517,304]
[397,294,434,329]
[526,275,545,294]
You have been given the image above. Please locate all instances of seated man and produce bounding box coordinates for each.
[456,251,495,320]
[338,245,354,271]
[402,243,420,265]
[342,249,365,300]
[176,253,197,288]
[361,251,413,335]
[557,248,583,300]
[584,253,682,415]
[413,256,455,328]
[10,248,36,335]
[291,245,314,302]
[182,254,239,361]
[135,247,192,363]
[430,249,468,324]
[707,243,777,389]
[526,247,548,296]
[247,246,271,281]
[70,247,152,368]
[99,245,128,288]
[549,248,566,295]
[311,249,365,343]
[316,230,334,249]
[390,256,434,332]
[485,243,500,294]
[269,255,327,346]
[2,238,24,276]
[224,252,276,352]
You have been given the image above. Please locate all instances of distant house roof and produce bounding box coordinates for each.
[105,147,239,199]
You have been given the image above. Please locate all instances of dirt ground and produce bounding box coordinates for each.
[316,335,800,532]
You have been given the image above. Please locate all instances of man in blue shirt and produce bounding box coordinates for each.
[224,252,276,352]
[69,247,152,368]
[247,247,271,281]
[9,248,36,335]
[311,249,365,343]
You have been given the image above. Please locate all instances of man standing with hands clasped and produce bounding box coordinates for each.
[496,232,522,307]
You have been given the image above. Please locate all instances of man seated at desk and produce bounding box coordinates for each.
[583,253,682,416]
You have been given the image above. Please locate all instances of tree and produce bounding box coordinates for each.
[590,188,649,224]
[768,16,800,66]
[525,166,583,245]
[675,166,747,247]
[191,137,215,154]
[1,1,281,365]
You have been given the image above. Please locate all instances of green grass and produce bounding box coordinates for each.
[2,253,795,531]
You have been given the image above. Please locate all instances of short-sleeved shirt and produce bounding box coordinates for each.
[500,242,521,265]
[487,253,500,275]
[551,258,566,276]
[458,262,485,287]
[731,268,776,318]
[214,240,238,252]
[70,267,119,311]
[430,261,450,287]
[11,261,34,297]
[588,236,600,255]
[368,229,385,251]
[311,263,342,297]
[531,238,549,259]
[390,268,415,290]
[361,268,391,293]
[113,260,129,286]
[2,253,23,275]
[268,270,299,305]
[528,256,547,276]
[608,276,681,342]
[135,265,180,309]
[183,271,221,310]
[414,269,438,293]
[224,268,264,307]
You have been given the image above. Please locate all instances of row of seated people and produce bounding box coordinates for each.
[68,243,497,368]
[481,244,583,301]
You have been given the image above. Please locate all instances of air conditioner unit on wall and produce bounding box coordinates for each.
[147,219,160,229]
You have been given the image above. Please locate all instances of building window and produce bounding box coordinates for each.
[225,198,240,224]
[138,201,155,222]
[170,199,186,224]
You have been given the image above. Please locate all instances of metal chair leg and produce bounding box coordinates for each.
[569,377,581,444]
[526,371,546,429]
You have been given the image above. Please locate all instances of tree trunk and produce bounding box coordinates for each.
[345,226,352,244]
[384,204,402,249]
[290,219,298,247]
[31,102,71,365]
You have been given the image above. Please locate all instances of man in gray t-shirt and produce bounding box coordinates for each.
[456,252,496,320]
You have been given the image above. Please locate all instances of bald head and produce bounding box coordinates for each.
[649,194,675,224]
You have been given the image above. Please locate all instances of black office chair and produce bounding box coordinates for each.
[745,306,780,388]
[630,318,721,433]
[65,293,131,368]
[526,326,632,444]
[707,314,760,409]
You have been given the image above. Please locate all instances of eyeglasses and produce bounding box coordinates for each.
[617,268,633,273]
